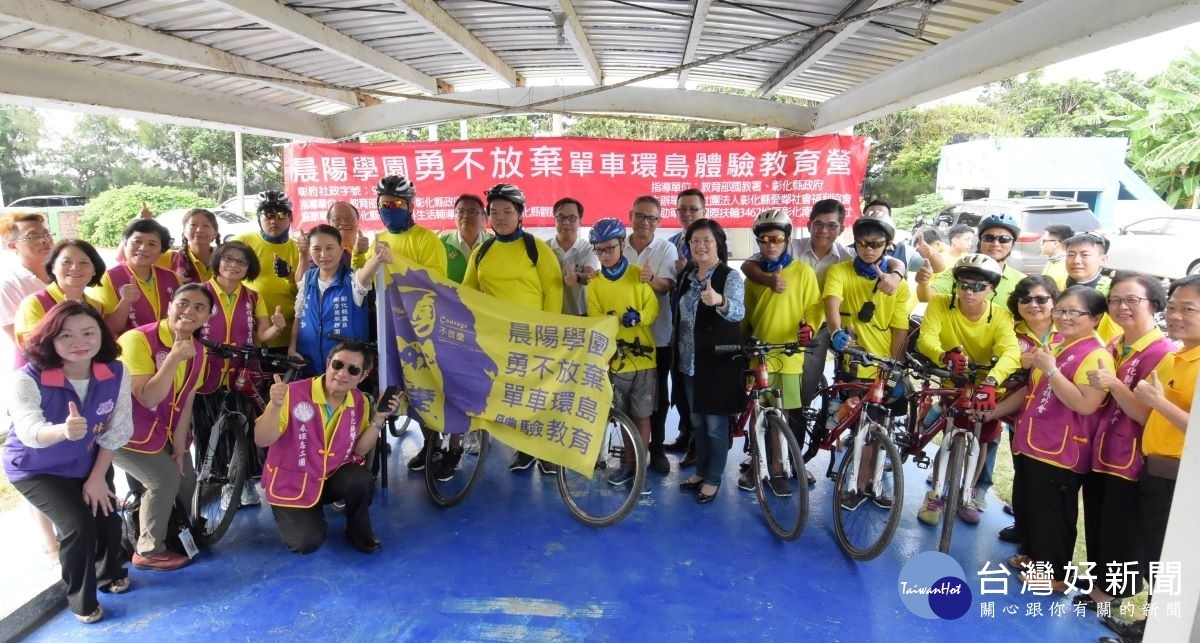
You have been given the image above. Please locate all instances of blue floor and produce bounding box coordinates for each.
[26,418,1113,642]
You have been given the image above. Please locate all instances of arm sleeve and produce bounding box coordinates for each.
[9,372,63,447]
[640,282,659,326]
[420,235,449,279]
[252,291,269,318]
[538,247,565,314]
[987,311,1023,385]
[87,273,119,315]
[96,367,134,450]
[656,244,680,283]
[930,270,953,296]
[462,248,480,292]
[718,271,745,323]
[917,296,949,362]
[586,280,603,317]
[13,293,43,340]
[890,283,913,329]
[797,263,823,329]
[117,331,156,377]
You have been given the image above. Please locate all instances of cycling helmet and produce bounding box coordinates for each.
[588,218,626,245]
[952,253,1003,287]
[977,214,1020,238]
[256,190,292,217]
[852,209,895,242]
[375,175,416,201]
[752,209,792,237]
[485,183,526,214]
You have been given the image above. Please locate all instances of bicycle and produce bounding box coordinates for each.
[799,346,906,561]
[714,337,810,541]
[194,340,305,545]
[422,338,647,527]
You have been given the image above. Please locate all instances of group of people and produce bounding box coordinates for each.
[0,181,1188,640]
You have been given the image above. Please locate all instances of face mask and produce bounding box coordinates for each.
[379,207,414,233]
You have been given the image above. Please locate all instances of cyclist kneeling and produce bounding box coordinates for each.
[254,341,397,554]
[915,254,1021,526]
[586,218,658,494]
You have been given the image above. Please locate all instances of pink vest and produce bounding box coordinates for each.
[197,281,259,394]
[262,379,365,508]
[107,264,181,332]
[125,323,205,454]
[1014,336,1105,473]
[1091,334,1176,480]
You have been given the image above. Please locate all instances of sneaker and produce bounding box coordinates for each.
[971,488,988,512]
[407,446,430,471]
[871,491,893,509]
[508,451,536,472]
[917,491,945,525]
[768,475,792,498]
[100,577,131,594]
[957,499,982,524]
[839,490,866,510]
[536,459,559,475]
[998,523,1019,543]
[805,468,816,487]
[680,448,697,468]
[240,481,261,507]
[641,481,652,496]
[75,606,104,624]
[331,500,346,514]
[608,467,634,486]
[648,452,670,475]
[737,470,757,491]
[132,550,190,571]
[435,448,463,482]
[739,456,752,472]
[664,436,690,453]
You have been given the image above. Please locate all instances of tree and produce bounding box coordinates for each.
[54,116,149,197]
[77,183,210,247]
[133,124,286,199]
[0,107,74,203]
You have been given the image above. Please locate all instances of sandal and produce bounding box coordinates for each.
[1006,554,1032,570]
[75,606,104,624]
[101,577,131,594]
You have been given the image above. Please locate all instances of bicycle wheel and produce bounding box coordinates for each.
[388,415,414,438]
[557,408,646,527]
[938,434,967,554]
[831,424,904,561]
[750,413,809,541]
[795,407,823,464]
[192,412,249,546]
[424,428,490,508]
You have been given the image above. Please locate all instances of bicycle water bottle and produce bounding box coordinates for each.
[826,398,843,432]
[922,401,943,430]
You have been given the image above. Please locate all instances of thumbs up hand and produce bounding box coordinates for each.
[269,374,288,406]
[916,259,933,284]
[271,306,286,330]
[63,401,88,441]
[700,279,722,307]
[169,331,196,362]
[139,201,153,219]
[273,253,292,278]
[1134,371,1167,408]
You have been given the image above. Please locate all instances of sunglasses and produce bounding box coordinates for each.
[855,239,887,250]
[980,234,1014,244]
[260,211,290,221]
[956,281,990,293]
[330,359,364,376]
[380,199,408,209]
[757,233,788,245]
[1018,295,1052,305]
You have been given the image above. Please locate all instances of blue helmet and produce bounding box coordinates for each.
[589,218,626,245]
[977,214,1020,238]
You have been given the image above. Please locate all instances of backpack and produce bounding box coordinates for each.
[121,485,197,559]
[474,232,539,268]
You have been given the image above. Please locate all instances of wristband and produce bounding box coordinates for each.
[1044,367,1058,380]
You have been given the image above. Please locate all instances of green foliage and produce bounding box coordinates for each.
[891,193,949,231]
[77,184,210,247]
[0,107,74,204]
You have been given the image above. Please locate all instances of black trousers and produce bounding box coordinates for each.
[13,470,127,616]
[1082,471,1144,597]
[1139,472,1177,592]
[1012,454,1081,581]
[270,464,374,554]
[648,346,673,455]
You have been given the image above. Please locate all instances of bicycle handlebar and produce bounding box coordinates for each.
[713,337,804,357]
[614,338,652,358]
[200,338,307,370]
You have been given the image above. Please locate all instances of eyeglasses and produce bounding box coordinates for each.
[329,359,364,376]
[1018,295,1052,305]
[555,215,580,224]
[1050,308,1091,319]
[956,281,990,293]
[455,208,483,216]
[757,233,788,245]
[810,221,840,231]
[1108,296,1147,308]
[379,199,408,209]
[219,256,248,267]
[855,239,887,250]
[14,232,53,243]
[632,212,661,224]
[676,206,702,214]
[1040,238,1061,245]
[689,238,716,247]
[592,243,621,256]
[981,234,1014,244]
[260,210,289,221]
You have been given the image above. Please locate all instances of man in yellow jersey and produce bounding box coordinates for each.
[585,218,658,494]
[918,215,1025,305]
[463,183,563,472]
[824,209,913,509]
[353,175,449,473]
[1039,224,1073,290]
[234,191,299,351]
[739,209,822,493]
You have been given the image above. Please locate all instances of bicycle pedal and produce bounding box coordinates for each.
[914,454,931,469]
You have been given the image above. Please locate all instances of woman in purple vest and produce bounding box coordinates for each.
[254,341,396,554]
[163,208,219,285]
[112,283,213,571]
[14,239,107,356]
[1076,273,1174,609]
[990,285,1113,593]
[3,300,132,624]
[90,218,182,336]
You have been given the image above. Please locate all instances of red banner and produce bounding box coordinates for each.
[283,135,867,231]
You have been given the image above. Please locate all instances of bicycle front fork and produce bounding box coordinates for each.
[930,432,980,498]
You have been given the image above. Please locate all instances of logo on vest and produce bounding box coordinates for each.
[96,399,115,416]
[293,402,315,423]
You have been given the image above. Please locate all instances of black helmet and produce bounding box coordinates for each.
[485,183,526,214]
[256,190,292,217]
[375,175,416,201]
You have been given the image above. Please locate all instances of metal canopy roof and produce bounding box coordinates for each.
[0,0,1197,141]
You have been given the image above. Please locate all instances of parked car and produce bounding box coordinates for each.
[218,195,258,218]
[1106,211,1200,279]
[921,197,1101,275]
[6,195,87,208]
[155,208,258,246]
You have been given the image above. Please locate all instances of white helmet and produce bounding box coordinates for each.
[852,210,895,242]
[752,209,792,237]
[952,253,1003,287]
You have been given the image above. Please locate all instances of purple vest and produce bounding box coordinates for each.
[1014,336,1106,473]
[125,323,205,454]
[262,379,364,508]
[198,281,259,394]
[107,264,181,332]
[2,362,124,482]
[1092,334,1176,480]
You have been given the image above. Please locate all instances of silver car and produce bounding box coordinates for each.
[1106,211,1200,279]
[155,208,259,246]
